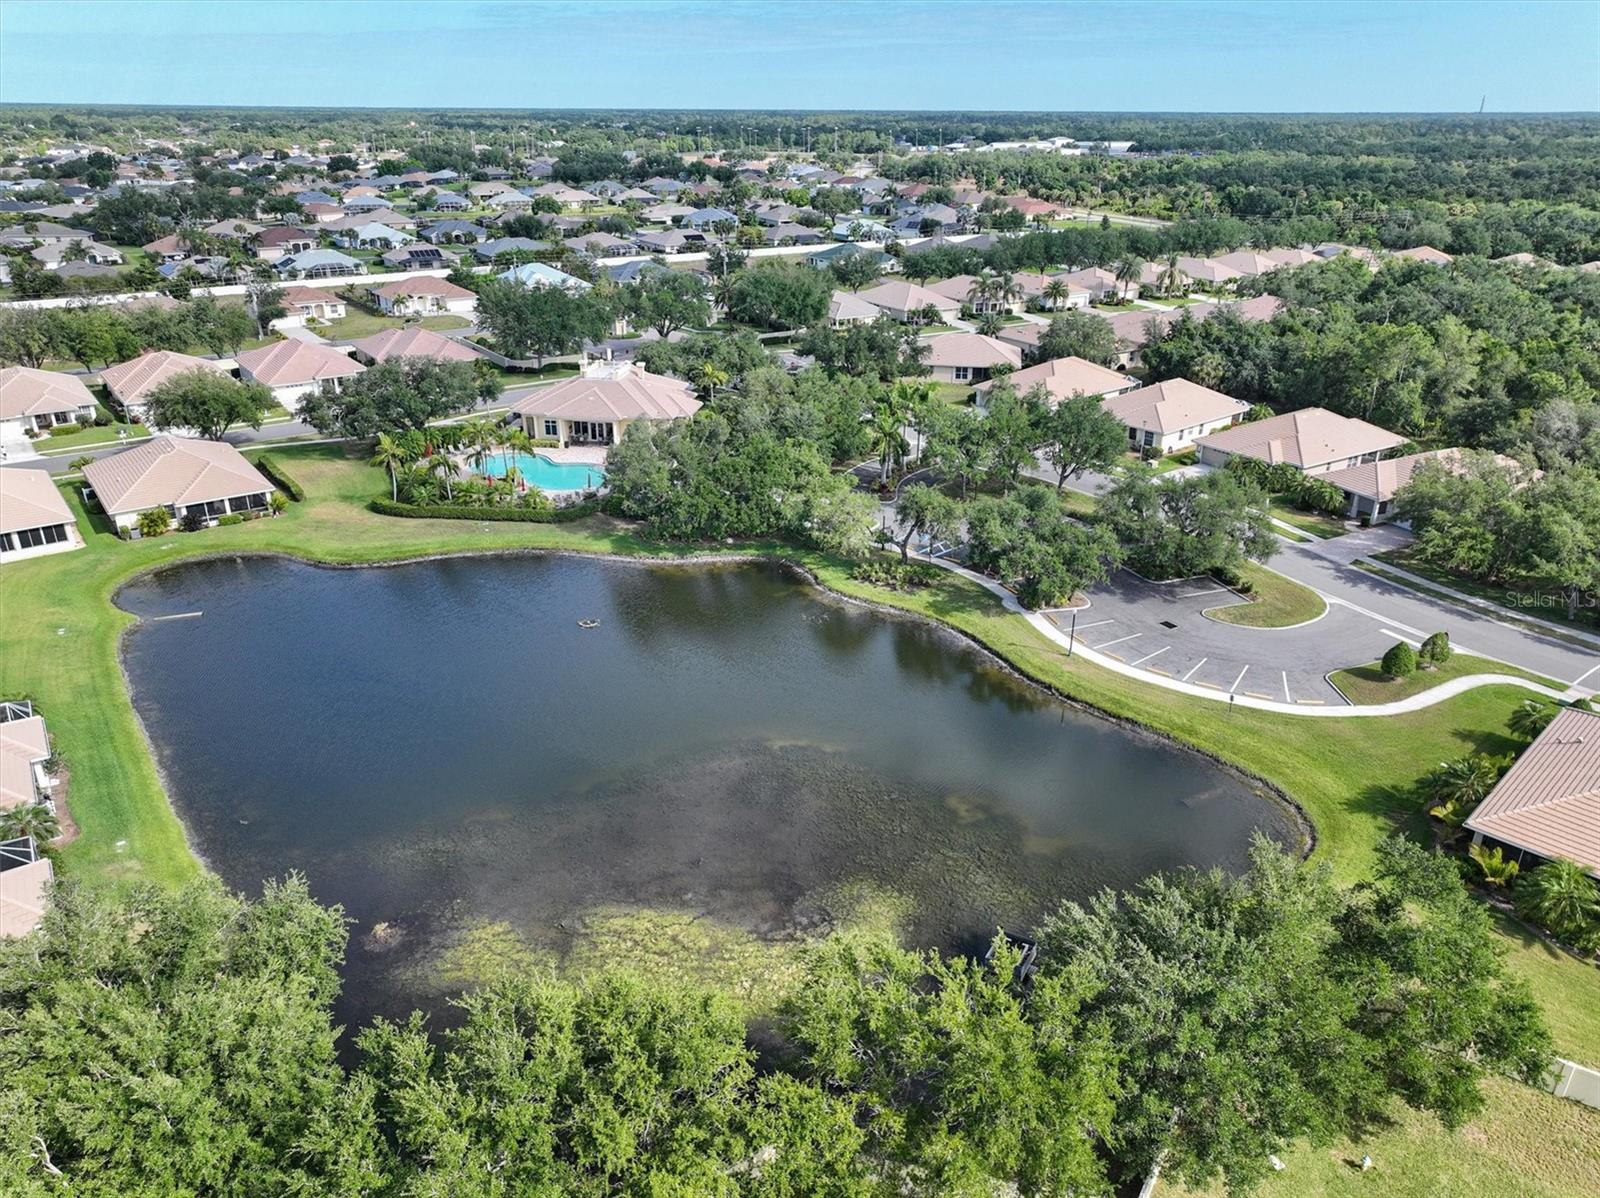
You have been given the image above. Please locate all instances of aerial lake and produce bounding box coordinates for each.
[118,555,1299,1030]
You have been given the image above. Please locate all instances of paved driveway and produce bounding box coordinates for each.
[1047,570,1402,705]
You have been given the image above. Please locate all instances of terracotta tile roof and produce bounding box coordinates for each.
[352,327,480,365]
[1394,245,1453,264]
[280,285,340,308]
[235,340,364,388]
[856,280,961,314]
[982,355,1135,403]
[1316,448,1531,503]
[0,840,52,938]
[82,435,271,516]
[99,351,227,406]
[1100,378,1250,435]
[508,365,700,423]
[0,467,72,536]
[921,332,1022,370]
[1196,408,1406,470]
[0,367,95,420]
[369,276,475,302]
[0,716,49,809]
[1466,707,1600,877]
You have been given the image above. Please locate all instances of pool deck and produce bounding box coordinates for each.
[539,447,609,466]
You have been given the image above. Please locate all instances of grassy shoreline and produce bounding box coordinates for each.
[2,444,1595,1072]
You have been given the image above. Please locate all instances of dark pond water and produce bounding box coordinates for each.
[119,555,1297,1029]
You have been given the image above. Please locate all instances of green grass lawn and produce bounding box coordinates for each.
[1371,549,1600,638]
[1177,1074,1597,1198]
[1,442,1593,1178]
[35,422,152,452]
[1207,562,1327,627]
[321,311,472,340]
[1329,653,1559,705]
[1268,496,1349,538]
[1146,449,1196,474]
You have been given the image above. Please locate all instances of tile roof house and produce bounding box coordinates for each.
[1393,245,1454,265]
[0,707,55,811]
[276,285,346,325]
[0,468,80,562]
[1195,408,1407,476]
[1055,266,1133,303]
[471,236,550,261]
[760,222,825,246]
[827,289,882,328]
[508,363,700,448]
[1099,378,1251,455]
[1467,706,1600,878]
[334,222,413,250]
[632,228,715,255]
[498,261,590,291]
[920,332,1022,384]
[351,326,480,366]
[380,245,458,270]
[274,248,365,279]
[563,232,637,257]
[82,435,276,532]
[1317,447,1532,523]
[976,355,1139,409]
[0,367,98,435]
[854,280,961,323]
[0,836,53,938]
[1211,250,1287,278]
[1175,256,1244,286]
[99,350,229,420]
[235,340,364,410]
[421,220,490,244]
[254,226,319,261]
[367,276,478,317]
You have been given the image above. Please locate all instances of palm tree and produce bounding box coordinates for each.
[976,311,1004,336]
[463,419,499,478]
[1514,859,1600,947]
[1508,700,1559,741]
[891,379,936,462]
[1419,753,1502,834]
[424,453,456,501]
[965,272,999,316]
[370,433,409,501]
[694,360,730,400]
[1157,254,1186,298]
[1042,279,1069,312]
[0,803,59,844]
[868,399,909,486]
[1114,255,1144,302]
[997,270,1024,312]
[1468,842,1520,888]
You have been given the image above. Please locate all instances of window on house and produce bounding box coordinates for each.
[954,367,970,381]
[543,419,559,438]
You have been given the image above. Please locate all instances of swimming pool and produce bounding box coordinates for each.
[481,452,605,491]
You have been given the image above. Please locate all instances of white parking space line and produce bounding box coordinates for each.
[1570,662,1600,688]
[1073,619,1116,630]
[1180,657,1208,682]
[1282,671,1291,703]
[1094,633,1143,650]
[1228,665,1250,694]
[1380,628,1422,647]
[1177,586,1227,599]
[1132,646,1170,666]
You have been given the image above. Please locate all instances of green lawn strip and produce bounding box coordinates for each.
[1177,1074,1598,1198]
[1330,654,1559,706]
[1370,549,1600,639]
[3,442,1593,1104]
[1207,563,1326,627]
[320,312,471,340]
[1267,495,1348,538]
[36,421,152,451]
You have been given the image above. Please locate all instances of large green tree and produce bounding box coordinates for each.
[143,368,273,439]
[300,359,488,438]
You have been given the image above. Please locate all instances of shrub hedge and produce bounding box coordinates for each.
[253,454,305,501]
[369,497,598,524]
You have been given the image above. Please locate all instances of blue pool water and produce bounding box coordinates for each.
[482,452,605,491]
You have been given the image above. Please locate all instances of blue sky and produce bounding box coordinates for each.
[1,0,1596,112]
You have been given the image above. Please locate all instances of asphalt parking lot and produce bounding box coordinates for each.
[1045,570,1403,705]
